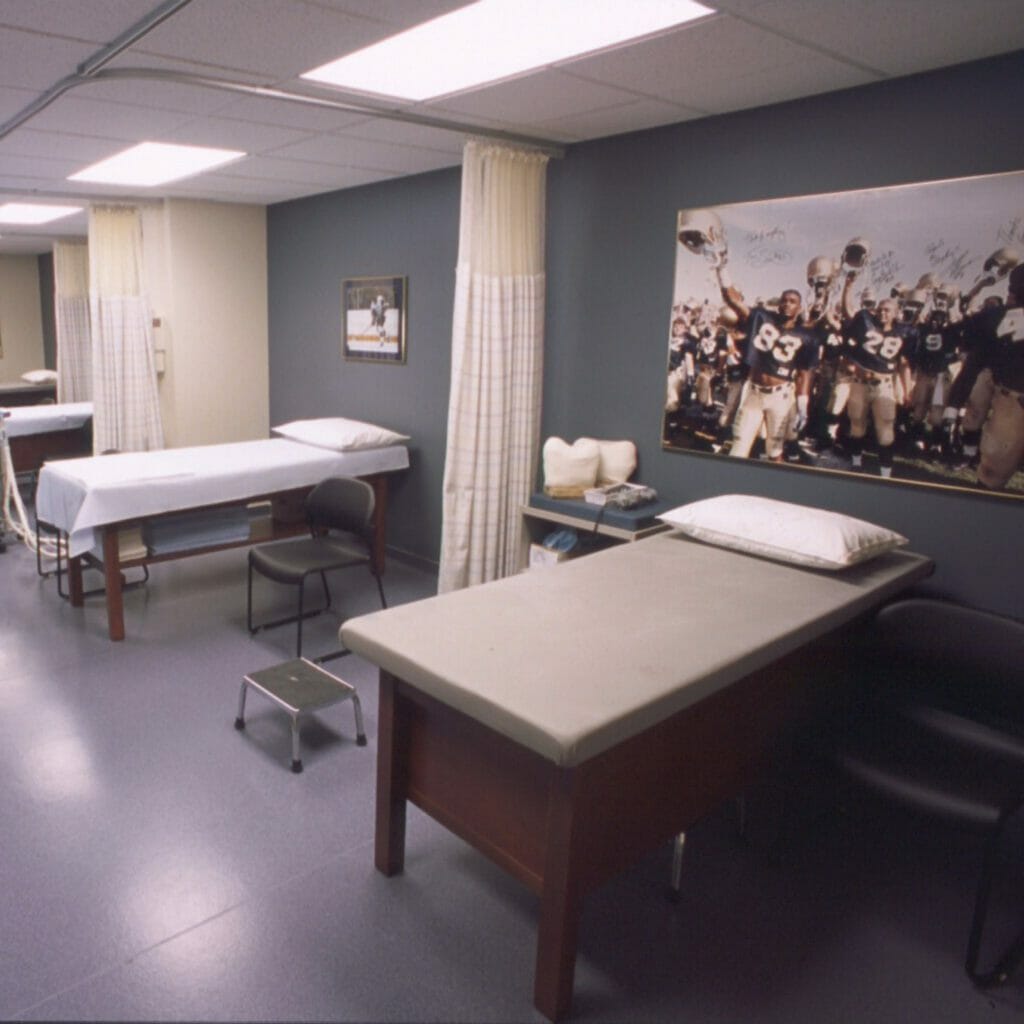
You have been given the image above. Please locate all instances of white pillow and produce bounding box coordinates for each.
[272,417,409,451]
[21,369,57,384]
[658,494,908,570]
[542,437,600,496]
[579,438,637,484]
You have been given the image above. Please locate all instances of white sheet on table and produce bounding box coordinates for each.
[4,402,93,437]
[35,437,410,556]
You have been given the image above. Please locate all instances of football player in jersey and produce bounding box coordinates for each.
[907,298,960,457]
[839,293,915,477]
[950,262,1024,489]
[716,266,820,461]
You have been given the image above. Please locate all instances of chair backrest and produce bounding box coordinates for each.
[304,476,376,539]
[864,598,1024,721]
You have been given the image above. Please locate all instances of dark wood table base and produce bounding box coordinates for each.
[374,627,851,1021]
[66,472,392,641]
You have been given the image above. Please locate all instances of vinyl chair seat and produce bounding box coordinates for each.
[246,476,386,661]
[835,714,1023,833]
[249,534,369,584]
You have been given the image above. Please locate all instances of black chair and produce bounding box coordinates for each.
[246,476,386,661]
[826,598,1024,987]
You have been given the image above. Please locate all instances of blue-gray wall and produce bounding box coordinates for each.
[268,51,1024,619]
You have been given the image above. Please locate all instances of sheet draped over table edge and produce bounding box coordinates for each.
[4,402,93,438]
[34,437,410,557]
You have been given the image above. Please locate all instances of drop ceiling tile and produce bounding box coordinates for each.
[428,68,644,130]
[324,115,467,155]
[266,132,460,173]
[0,84,38,121]
[0,27,97,91]
[158,115,314,153]
[0,128,124,163]
[21,94,192,140]
[0,151,89,180]
[711,0,1024,76]
[312,0,466,31]
[126,0,385,81]
[563,16,877,113]
[221,153,391,186]
[209,92,370,133]
[537,97,705,142]
[0,0,156,41]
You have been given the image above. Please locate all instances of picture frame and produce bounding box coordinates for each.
[663,171,1024,500]
[342,275,407,364]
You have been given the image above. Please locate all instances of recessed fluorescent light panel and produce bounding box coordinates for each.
[0,202,83,224]
[68,142,245,187]
[302,0,713,101]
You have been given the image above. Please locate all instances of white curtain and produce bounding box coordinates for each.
[437,141,549,593]
[88,205,164,453]
[54,241,92,402]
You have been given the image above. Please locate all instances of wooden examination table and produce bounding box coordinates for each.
[4,402,93,474]
[341,533,933,1021]
[34,438,409,641]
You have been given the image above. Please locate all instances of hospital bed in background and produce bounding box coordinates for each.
[35,434,410,641]
[5,402,93,474]
[0,380,57,406]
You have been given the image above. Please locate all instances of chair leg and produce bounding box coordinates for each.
[966,824,1024,987]
[351,691,367,746]
[320,571,332,610]
[296,579,305,658]
[375,571,387,609]
[246,559,255,634]
[667,832,686,901]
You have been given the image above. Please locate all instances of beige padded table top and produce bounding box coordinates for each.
[341,533,933,767]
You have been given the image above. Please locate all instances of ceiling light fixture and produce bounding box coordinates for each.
[302,0,713,101]
[68,141,245,187]
[0,202,83,224]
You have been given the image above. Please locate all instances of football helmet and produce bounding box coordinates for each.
[677,208,727,263]
[915,272,941,291]
[982,246,1021,279]
[890,281,908,299]
[841,237,871,270]
[859,287,876,310]
[932,282,955,311]
[901,287,928,322]
[806,255,836,292]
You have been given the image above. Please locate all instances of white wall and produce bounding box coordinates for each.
[0,255,45,381]
[152,200,269,446]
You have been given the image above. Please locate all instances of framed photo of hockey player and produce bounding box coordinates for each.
[663,170,1024,499]
[342,275,407,364]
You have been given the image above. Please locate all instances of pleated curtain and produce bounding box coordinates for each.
[437,141,549,593]
[88,205,164,453]
[53,240,92,402]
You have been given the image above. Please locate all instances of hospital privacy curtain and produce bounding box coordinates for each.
[54,240,92,403]
[88,205,164,453]
[437,141,549,593]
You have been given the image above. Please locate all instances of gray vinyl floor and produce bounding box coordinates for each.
[0,515,1021,1023]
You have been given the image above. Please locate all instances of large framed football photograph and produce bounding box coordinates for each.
[663,171,1024,500]
[342,275,407,364]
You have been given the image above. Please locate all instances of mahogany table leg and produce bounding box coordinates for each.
[375,671,408,876]
[101,526,125,641]
[69,555,84,606]
[534,768,584,1022]
[368,474,388,573]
